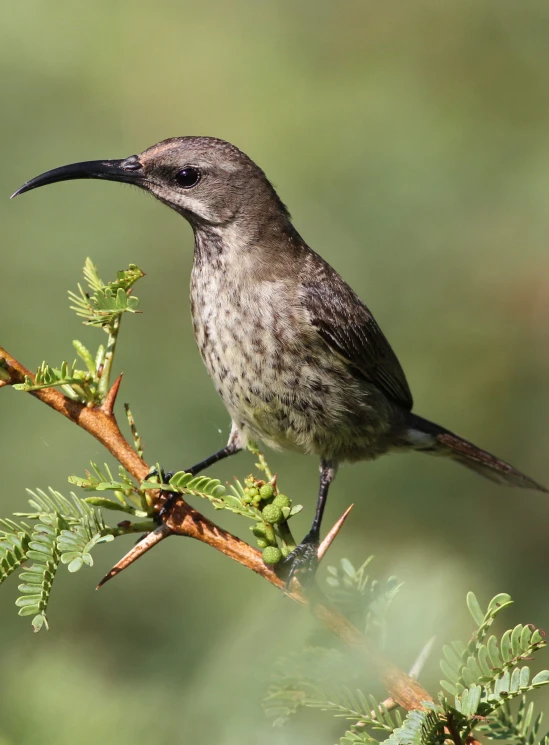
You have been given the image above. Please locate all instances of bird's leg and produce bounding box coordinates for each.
[182,442,243,477]
[153,441,242,522]
[279,459,336,586]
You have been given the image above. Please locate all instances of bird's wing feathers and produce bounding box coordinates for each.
[300,255,413,410]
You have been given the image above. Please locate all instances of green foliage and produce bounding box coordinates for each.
[0,519,32,584]
[380,708,445,745]
[13,258,144,404]
[141,458,303,560]
[58,504,114,573]
[70,462,151,517]
[325,557,403,646]
[68,258,143,327]
[124,402,144,458]
[0,487,113,631]
[13,357,98,403]
[440,591,548,710]
[264,566,549,745]
[263,559,407,733]
[16,512,64,632]
[477,695,549,744]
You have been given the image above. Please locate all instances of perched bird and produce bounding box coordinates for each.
[12,137,547,581]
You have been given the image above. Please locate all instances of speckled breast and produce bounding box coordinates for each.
[189,259,396,462]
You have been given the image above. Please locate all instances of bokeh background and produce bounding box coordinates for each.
[1,2,549,743]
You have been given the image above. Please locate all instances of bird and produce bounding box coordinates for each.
[12,136,548,582]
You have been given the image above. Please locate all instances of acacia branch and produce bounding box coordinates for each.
[0,345,434,713]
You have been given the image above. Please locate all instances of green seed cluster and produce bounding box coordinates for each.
[244,475,292,565]
[241,476,275,507]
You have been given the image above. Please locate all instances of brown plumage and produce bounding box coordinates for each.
[12,136,547,581]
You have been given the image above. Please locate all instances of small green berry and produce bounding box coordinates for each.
[256,538,269,549]
[242,494,253,504]
[262,546,282,565]
[264,524,276,545]
[262,504,283,524]
[259,484,275,500]
[247,487,259,498]
[272,494,291,509]
[252,523,267,538]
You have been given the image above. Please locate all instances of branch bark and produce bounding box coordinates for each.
[0,346,433,712]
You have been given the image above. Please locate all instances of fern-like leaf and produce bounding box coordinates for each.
[478,695,545,744]
[325,558,403,642]
[0,519,32,584]
[58,521,113,572]
[58,504,113,572]
[441,592,546,698]
[141,471,261,518]
[12,359,96,402]
[16,513,64,632]
[340,730,379,745]
[380,707,445,745]
[68,261,143,327]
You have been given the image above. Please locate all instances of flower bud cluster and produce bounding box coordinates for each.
[244,475,292,565]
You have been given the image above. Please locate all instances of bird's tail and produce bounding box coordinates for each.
[405,412,548,492]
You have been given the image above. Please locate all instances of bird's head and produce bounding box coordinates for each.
[11,136,290,230]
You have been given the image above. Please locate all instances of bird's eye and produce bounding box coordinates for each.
[175,167,201,189]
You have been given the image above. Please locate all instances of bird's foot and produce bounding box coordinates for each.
[278,530,319,589]
[144,466,179,523]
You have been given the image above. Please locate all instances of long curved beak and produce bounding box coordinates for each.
[10,157,143,199]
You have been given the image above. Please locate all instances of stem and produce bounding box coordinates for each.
[248,442,273,481]
[106,520,157,538]
[97,316,120,401]
[276,520,297,553]
[447,712,465,745]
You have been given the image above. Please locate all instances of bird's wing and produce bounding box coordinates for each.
[300,254,413,410]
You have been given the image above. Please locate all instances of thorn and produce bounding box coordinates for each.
[408,636,437,679]
[317,503,354,562]
[101,373,123,416]
[96,523,172,589]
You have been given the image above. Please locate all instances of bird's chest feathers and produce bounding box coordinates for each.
[190,256,306,399]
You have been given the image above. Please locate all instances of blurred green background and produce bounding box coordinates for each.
[1,1,549,743]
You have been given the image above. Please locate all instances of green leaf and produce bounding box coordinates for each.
[512,625,524,658]
[32,613,48,633]
[68,557,83,573]
[487,635,502,669]
[487,593,513,615]
[501,629,513,663]
[84,497,133,513]
[15,514,64,631]
[532,670,549,687]
[466,592,485,626]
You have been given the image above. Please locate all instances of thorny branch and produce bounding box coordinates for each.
[0,344,480,733]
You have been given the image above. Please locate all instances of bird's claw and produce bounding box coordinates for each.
[279,531,319,590]
[145,466,178,523]
[145,465,175,485]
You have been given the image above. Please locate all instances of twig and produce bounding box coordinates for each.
[0,345,434,713]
